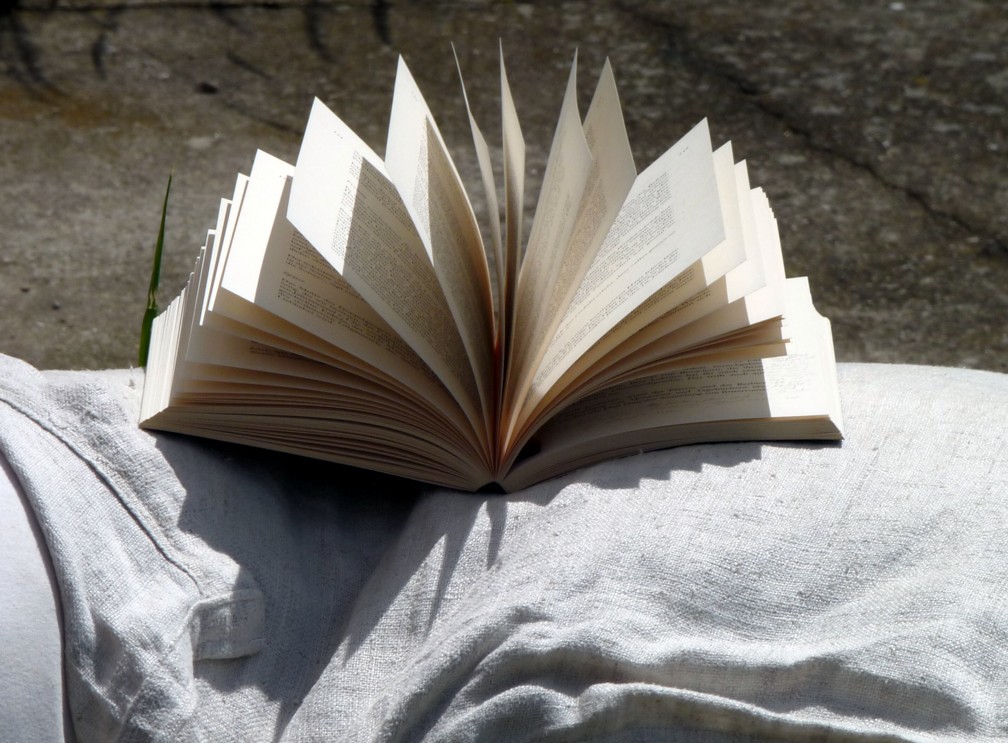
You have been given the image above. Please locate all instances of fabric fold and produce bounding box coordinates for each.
[0,355,263,742]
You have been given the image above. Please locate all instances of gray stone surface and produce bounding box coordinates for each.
[1,0,1006,371]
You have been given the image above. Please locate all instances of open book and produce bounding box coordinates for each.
[140,51,843,492]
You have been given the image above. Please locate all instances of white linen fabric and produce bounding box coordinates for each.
[0,354,1006,742]
[0,451,71,742]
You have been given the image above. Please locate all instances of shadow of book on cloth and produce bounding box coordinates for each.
[140,48,843,493]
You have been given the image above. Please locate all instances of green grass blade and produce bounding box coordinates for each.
[138,172,172,367]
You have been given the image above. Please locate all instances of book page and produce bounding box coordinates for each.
[205,174,248,321]
[503,53,593,425]
[166,349,475,458]
[505,58,637,431]
[739,187,788,323]
[527,120,725,413]
[524,145,758,421]
[509,307,787,457]
[500,44,525,342]
[197,202,229,327]
[722,160,768,303]
[168,238,212,401]
[287,99,489,447]
[183,315,480,460]
[383,57,496,429]
[217,148,481,448]
[577,315,786,394]
[140,289,186,420]
[595,158,782,361]
[453,45,503,318]
[501,278,842,490]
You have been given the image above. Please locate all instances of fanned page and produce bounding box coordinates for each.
[500,45,525,348]
[383,57,496,439]
[142,149,491,489]
[502,58,637,453]
[512,145,767,448]
[286,99,490,459]
[529,120,725,396]
[501,278,843,492]
[502,53,592,436]
[453,46,504,324]
[216,151,463,429]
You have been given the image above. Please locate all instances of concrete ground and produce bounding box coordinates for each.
[1,0,1006,372]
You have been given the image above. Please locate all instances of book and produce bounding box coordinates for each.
[140,50,844,493]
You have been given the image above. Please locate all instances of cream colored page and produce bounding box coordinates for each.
[580,141,747,363]
[215,152,284,308]
[519,263,708,434]
[140,288,170,416]
[507,58,637,428]
[739,188,788,323]
[509,56,588,302]
[168,242,212,399]
[584,158,774,372]
[218,148,471,429]
[454,47,503,311]
[201,174,250,323]
[184,325,336,383]
[524,278,835,452]
[757,278,838,422]
[514,300,783,455]
[140,290,186,421]
[180,311,478,455]
[700,144,747,285]
[520,106,747,425]
[503,358,773,481]
[177,331,471,451]
[576,310,786,398]
[206,174,248,319]
[506,55,592,409]
[196,224,220,326]
[531,120,725,404]
[586,144,751,356]
[578,173,792,391]
[500,46,525,329]
[546,141,747,392]
[608,161,775,352]
[191,291,381,394]
[286,98,485,434]
[608,143,750,331]
[383,57,495,421]
[720,160,765,303]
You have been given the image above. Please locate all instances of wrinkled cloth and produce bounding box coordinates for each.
[0,353,1006,742]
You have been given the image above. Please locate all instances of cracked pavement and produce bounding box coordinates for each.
[1,0,1006,371]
